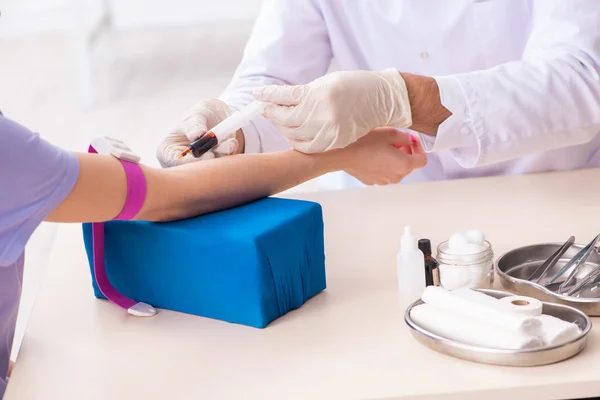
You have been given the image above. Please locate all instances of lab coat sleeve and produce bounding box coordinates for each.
[219,0,333,154]
[427,0,600,168]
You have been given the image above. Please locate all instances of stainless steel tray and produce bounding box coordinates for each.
[495,243,600,316]
[404,289,591,367]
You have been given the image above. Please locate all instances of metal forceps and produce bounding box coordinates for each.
[528,236,574,283]
[544,234,600,291]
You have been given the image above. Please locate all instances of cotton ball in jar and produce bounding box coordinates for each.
[463,243,486,254]
[439,264,472,290]
[465,229,485,245]
[460,243,487,262]
[448,232,469,250]
[469,265,492,287]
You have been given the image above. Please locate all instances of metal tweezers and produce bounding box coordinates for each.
[541,234,600,293]
[566,266,600,296]
[528,236,574,283]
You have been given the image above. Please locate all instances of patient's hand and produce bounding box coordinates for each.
[340,128,427,185]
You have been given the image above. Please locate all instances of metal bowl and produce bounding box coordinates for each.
[404,289,591,367]
[495,243,600,316]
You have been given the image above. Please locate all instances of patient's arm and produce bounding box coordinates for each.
[47,128,426,223]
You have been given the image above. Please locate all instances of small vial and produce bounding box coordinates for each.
[418,239,440,286]
[190,131,219,158]
[177,132,219,160]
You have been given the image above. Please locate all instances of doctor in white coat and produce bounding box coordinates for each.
[158,0,600,187]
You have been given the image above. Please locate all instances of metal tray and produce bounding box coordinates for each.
[404,289,591,367]
[495,243,600,316]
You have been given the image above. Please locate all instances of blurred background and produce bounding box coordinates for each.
[1,0,262,158]
[2,0,333,360]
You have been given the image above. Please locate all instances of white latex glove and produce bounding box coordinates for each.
[156,98,240,168]
[253,69,412,153]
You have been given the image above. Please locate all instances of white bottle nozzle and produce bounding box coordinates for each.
[401,225,416,251]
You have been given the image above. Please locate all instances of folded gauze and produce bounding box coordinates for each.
[451,287,507,308]
[444,288,581,346]
[410,303,543,350]
[536,315,580,346]
[421,286,542,336]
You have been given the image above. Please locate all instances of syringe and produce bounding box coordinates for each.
[178,101,268,160]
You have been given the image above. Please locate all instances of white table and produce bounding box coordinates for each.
[6,169,600,399]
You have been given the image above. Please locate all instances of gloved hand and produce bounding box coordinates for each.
[253,69,412,154]
[156,98,242,168]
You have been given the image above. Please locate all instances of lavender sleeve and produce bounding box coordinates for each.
[0,115,80,266]
[0,115,79,398]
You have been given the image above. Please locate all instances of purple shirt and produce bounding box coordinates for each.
[0,114,79,398]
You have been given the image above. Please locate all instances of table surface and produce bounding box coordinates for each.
[7,169,600,400]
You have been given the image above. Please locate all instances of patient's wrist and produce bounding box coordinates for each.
[313,148,346,173]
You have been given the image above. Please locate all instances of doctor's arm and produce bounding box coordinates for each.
[47,128,425,223]
[423,0,600,167]
[257,0,600,167]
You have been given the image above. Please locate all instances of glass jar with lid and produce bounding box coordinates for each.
[436,240,494,290]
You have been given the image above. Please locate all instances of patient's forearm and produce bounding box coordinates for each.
[140,150,341,221]
[47,150,342,223]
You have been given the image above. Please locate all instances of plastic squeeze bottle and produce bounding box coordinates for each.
[397,226,426,304]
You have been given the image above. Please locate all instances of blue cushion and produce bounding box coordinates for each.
[82,198,326,328]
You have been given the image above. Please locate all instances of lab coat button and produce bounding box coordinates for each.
[420,51,429,59]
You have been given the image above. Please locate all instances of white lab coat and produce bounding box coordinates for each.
[219,0,600,187]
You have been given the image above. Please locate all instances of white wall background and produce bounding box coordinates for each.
[0,0,263,37]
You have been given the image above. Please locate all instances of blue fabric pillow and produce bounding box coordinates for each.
[82,198,326,328]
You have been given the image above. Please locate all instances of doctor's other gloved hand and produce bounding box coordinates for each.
[340,128,427,185]
[156,98,244,168]
[254,69,412,154]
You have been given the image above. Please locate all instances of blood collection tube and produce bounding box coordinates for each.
[178,101,267,160]
[179,132,219,159]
